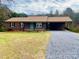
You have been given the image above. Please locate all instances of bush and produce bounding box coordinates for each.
[69,26,79,33]
[0,22,7,32]
[0,26,7,32]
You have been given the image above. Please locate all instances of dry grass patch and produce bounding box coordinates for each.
[0,32,50,59]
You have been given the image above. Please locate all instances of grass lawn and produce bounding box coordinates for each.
[0,32,50,59]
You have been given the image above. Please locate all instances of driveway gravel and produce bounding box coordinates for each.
[46,31,79,59]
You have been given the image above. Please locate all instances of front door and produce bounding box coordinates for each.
[30,23,34,31]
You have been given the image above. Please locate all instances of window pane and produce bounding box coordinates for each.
[11,23,15,28]
[36,23,42,28]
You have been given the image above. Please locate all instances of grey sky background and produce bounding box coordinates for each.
[2,0,79,15]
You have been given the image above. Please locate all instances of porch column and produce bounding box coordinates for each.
[65,22,72,29]
[43,23,47,30]
[15,22,20,30]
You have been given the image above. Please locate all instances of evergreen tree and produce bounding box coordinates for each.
[49,7,54,17]
[55,10,59,16]
[63,8,74,18]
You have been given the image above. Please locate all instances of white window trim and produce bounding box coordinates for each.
[21,22,24,28]
[11,23,15,28]
[36,23,42,29]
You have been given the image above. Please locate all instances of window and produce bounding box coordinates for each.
[11,23,15,28]
[20,22,24,28]
[36,23,42,28]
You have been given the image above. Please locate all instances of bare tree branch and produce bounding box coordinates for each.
[0,0,15,4]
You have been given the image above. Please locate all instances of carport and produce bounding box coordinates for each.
[47,17,72,30]
[48,22,65,30]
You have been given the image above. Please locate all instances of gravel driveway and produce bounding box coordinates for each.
[46,31,79,59]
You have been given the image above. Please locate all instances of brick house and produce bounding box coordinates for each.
[4,16,72,31]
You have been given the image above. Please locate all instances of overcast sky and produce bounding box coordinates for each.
[2,0,79,15]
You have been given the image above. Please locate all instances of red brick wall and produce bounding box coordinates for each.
[5,22,46,31]
[5,22,21,31]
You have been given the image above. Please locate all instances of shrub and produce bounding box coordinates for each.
[0,26,7,32]
[69,26,79,33]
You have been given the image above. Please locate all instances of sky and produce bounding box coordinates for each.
[2,0,79,15]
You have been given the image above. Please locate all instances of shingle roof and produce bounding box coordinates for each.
[5,16,72,22]
[48,17,72,22]
[5,16,48,22]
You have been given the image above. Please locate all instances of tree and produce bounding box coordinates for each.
[55,10,59,16]
[49,7,54,17]
[0,4,11,20]
[63,8,74,18]
[0,4,11,31]
[72,13,79,23]
[11,12,28,17]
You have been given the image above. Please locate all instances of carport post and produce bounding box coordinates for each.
[65,21,72,30]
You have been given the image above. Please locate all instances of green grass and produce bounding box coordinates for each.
[69,26,79,33]
[0,32,50,59]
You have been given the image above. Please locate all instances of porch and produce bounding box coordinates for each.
[6,22,47,31]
